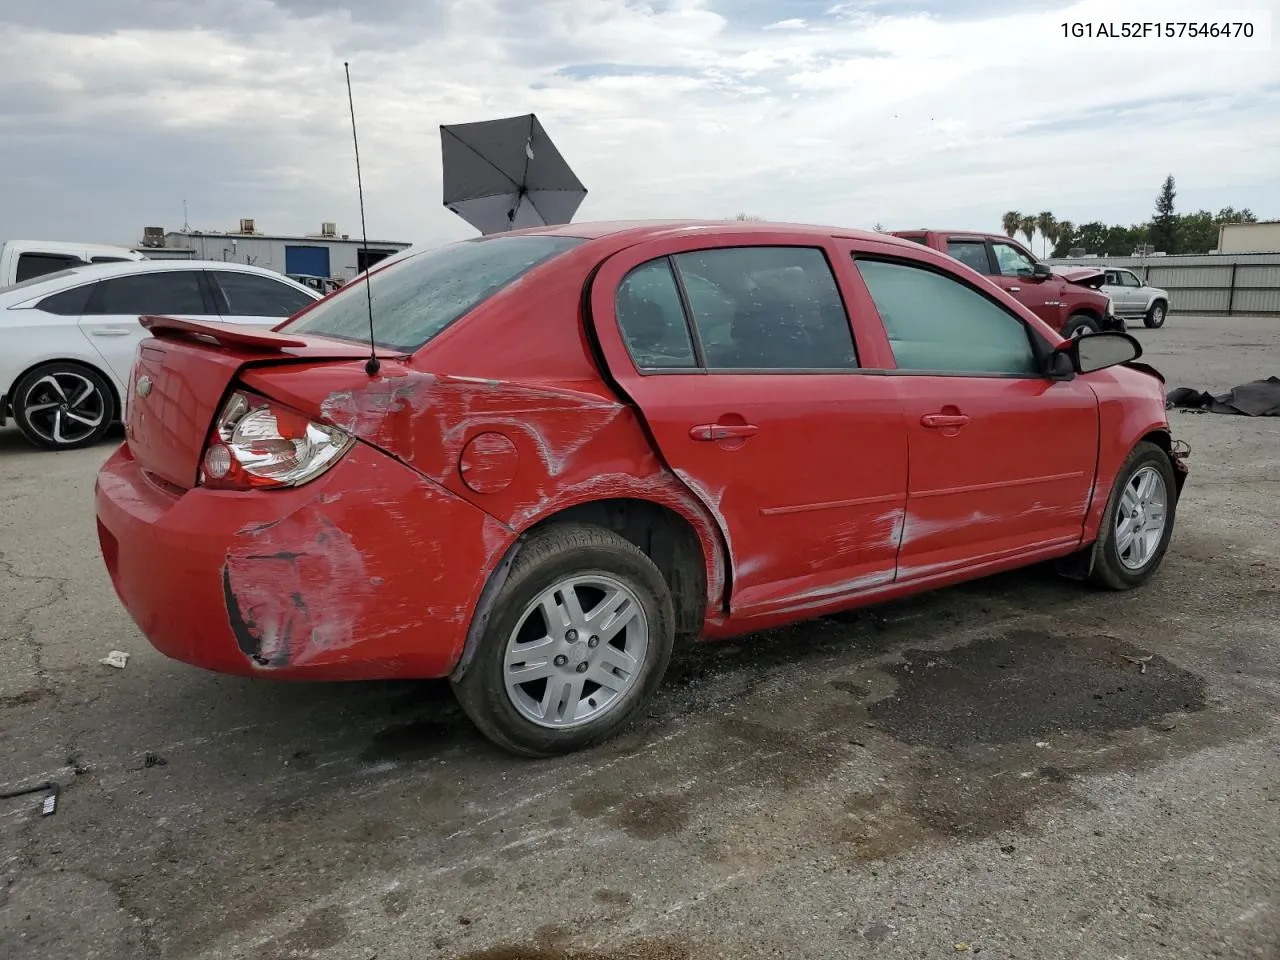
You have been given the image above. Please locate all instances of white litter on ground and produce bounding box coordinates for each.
[99,651,130,669]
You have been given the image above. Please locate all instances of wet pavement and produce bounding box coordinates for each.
[2,314,1278,959]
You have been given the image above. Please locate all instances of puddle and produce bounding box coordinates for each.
[867,629,1208,749]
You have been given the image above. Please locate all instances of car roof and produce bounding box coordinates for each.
[500,219,897,245]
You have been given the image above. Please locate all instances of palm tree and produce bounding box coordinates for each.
[1054,219,1075,257]
[1036,211,1056,258]
[1019,215,1036,249]
[1001,211,1022,238]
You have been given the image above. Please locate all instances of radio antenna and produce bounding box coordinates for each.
[344,61,379,377]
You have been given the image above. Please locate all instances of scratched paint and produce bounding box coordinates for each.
[223,506,372,669]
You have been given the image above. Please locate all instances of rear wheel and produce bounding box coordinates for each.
[1062,313,1100,339]
[1088,441,1177,590]
[452,523,676,757]
[1144,300,1167,328]
[11,362,115,451]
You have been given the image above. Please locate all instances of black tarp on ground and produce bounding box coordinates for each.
[1166,376,1280,416]
[440,113,587,235]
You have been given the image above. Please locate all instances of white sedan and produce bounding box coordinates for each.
[0,260,321,451]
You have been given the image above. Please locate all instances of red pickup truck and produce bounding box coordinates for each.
[891,230,1121,338]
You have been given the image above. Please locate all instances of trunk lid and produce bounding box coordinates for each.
[125,316,404,490]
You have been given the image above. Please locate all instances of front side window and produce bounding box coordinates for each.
[1119,270,1142,288]
[991,241,1037,278]
[614,259,697,369]
[86,271,207,315]
[285,235,585,351]
[214,271,316,318]
[946,240,992,275]
[673,246,857,370]
[855,258,1040,376]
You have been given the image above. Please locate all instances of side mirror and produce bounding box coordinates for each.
[1032,262,1053,280]
[1057,331,1143,374]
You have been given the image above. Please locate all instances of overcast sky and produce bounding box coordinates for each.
[0,0,1276,250]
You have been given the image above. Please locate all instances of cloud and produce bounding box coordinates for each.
[0,0,1276,250]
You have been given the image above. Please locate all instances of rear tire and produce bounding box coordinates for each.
[1088,441,1178,590]
[451,523,676,757]
[1144,300,1167,328]
[1062,313,1100,339]
[11,362,116,451]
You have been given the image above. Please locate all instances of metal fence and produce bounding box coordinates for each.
[1044,252,1280,316]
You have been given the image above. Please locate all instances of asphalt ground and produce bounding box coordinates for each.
[1,313,1277,960]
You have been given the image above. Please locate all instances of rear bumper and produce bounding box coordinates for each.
[94,441,511,680]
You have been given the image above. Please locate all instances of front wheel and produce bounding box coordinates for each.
[11,362,116,451]
[451,523,676,757]
[1088,441,1178,590]
[1062,313,1100,339]
[1144,300,1167,328]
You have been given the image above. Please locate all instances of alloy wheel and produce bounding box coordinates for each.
[21,372,106,446]
[502,574,649,729]
[1114,464,1168,570]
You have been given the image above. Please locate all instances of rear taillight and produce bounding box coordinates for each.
[199,390,353,490]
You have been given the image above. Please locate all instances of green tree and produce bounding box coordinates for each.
[1051,219,1076,257]
[1176,210,1217,255]
[1149,175,1178,252]
[1076,221,1109,254]
[1019,215,1036,249]
[1001,211,1022,238]
[1215,206,1257,224]
[1036,211,1057,257]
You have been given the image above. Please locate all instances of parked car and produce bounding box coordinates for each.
[891,230,1122,338]
[1099,266,1171,328]
[1,260,320,450]
[0,239,146,288]
[95,221,1188,757]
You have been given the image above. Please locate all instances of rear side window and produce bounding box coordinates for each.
[946,240,992,275]
[615,260,697,369]
[677,246,856,370]
[214,271,315,318]
[16,253,87,283]
[86,271,207,315]
[285,235,585,351]
[37,283,97,316]
[855,259,1040,376]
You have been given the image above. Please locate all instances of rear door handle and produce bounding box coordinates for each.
[690,423,759,441]
[921,413,970,428]
[1008,286,1021,292]
[90,327,133,336]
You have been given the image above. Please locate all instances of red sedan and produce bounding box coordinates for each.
[95,221,1189,756]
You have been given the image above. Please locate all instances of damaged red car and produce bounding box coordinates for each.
[95,221,1189,756]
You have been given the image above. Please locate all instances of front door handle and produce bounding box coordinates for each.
[690,423,759,441]
[1008,286,1021,293]
[921,413,970,429]
[90,327,133,336]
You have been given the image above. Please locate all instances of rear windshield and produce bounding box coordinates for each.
[284,234,586,351]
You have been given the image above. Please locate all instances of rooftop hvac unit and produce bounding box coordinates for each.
[321,222,337,237]
[141,226,166,248]
[1136,244,1155,256]
[239,218,256,234]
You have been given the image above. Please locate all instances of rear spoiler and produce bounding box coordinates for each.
[138,315,406,359]
[140,315,309,352]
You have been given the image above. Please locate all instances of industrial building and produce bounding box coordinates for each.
[1217,221,1280,254]
[134,219,413,282]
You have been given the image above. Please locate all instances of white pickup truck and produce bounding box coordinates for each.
[0,239,146,288]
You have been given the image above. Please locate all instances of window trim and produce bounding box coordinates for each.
[83,268,216,316]
[850,252,1054,380]
[617,244,863,376]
